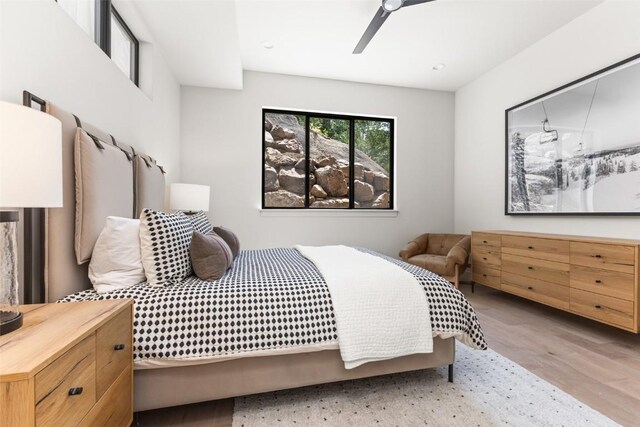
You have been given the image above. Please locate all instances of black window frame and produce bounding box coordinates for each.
[262,108,395,210]
[56,0,139,86]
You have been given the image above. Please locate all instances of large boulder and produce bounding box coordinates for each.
[266,138,302,154]
[278,167,305,195]
[373,172,390,192]
[364,170,375,185]
[316,156,339,169]
[265,131,274,145]
[354,180,374,202]
[314,166,348,197]
[264,190,304,208]
[372,192,390,208]
[264,119,273,132]
[311,198,349,208]
[265,147,297,168]
[270,125,296,141]
[264,165,279,192]
[310,184,327,198]
[353,163,364,181]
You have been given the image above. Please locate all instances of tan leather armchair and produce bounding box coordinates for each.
[399,233,471,289]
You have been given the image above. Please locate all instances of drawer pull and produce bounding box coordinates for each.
[68,387,83,396]
[114,343,125,351]
[527,266,533,270]
[594,254,602,258]
[595,279,602,284]
[482,274,487,277]
[483,240,488,244]
[528,246,534,249]
[595,305,602,309]
[482,257,487,260]
[527,286,533,290]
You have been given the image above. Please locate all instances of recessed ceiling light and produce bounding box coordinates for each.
[432,63,446,71]
[262,41,274,49]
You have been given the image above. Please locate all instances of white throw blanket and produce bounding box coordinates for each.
[295,245,433,369]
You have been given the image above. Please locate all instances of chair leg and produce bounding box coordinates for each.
[448,364,454,383]
[454,265,460,289]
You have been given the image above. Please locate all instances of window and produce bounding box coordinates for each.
[263,109,394,209]
[57,0,139,85]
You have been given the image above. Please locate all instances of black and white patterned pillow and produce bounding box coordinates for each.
[139,208,194,286]
[184,211,213,234]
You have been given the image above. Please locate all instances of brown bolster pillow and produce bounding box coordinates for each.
[189,231,233,281]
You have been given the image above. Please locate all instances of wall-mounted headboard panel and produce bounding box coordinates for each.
[22,92,166,302]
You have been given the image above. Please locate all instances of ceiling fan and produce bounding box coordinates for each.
[353,0,436,54]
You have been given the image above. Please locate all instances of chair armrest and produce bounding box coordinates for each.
[446,244,469,267]
[399,241,421,261]
[399,234,429,261]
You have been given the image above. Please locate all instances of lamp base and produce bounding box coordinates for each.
[0,311,23,335]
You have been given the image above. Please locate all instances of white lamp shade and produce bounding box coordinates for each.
[169,183,210,212]
[0,102,63,208]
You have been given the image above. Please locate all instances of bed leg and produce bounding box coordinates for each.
[448,364,454,383]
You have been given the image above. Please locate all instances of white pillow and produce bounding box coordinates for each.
[89,216,146,293]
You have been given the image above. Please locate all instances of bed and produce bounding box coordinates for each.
[24,92,486,412]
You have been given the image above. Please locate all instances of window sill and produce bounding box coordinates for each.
[259,209,399,218]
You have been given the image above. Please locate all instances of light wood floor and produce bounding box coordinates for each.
[135,282,640,426]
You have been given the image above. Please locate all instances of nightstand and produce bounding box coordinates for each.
[0,299,133,426]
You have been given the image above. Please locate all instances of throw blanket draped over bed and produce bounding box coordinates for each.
[296,245,433,369]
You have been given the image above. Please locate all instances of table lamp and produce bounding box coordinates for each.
[0,101,62,335]
[169,183,210,214]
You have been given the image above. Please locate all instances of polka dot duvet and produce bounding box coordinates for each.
[60,247,487,366]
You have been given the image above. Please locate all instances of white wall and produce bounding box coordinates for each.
[454,0,640,239]
[181,71,455,256]
[0,0,181,301]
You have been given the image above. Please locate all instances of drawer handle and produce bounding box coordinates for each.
[594,254,602,258]
[527,286,533,290]
[595,279,602,284]
[114,343,125,351]
[482,257,487,260]
[483,240,488,244]
[528,266,533,270]
[68,387,83,396]
[528,246,534,249]
[595,305,602,309]
[482,274,487,277]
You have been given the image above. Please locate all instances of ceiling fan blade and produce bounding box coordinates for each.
[353,6,390,54]
[403,0,436,7]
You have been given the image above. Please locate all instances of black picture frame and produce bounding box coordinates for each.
[504,54,640,216]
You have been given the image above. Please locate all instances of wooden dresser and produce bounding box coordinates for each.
[471,231,640,333]
[0,300,133,426]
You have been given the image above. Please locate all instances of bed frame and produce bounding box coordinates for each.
[22,91,455,412]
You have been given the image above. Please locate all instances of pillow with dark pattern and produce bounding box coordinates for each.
[139,208,194,286]
[184,210,213,234]
[213,226,240,260]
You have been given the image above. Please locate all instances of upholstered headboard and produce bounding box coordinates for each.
[38,98,166,302]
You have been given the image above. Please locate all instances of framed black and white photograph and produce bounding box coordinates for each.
[505,54,640,215]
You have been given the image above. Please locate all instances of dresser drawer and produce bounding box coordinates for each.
[472,232,501,249]
[502,271,570,310]
[96,307,132,399]
[502,236,570,263]
[570,265,635,301]
[79,368,132,427]
[472,263,501,289]
[472,247,501,267]
[502,253,570,286]
[571,242,635,274]
[35,335,96,427]
[570,289,634,330]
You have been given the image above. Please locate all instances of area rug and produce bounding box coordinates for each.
[233,344,618,426]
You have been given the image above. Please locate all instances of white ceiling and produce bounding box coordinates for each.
[133,0,602,91]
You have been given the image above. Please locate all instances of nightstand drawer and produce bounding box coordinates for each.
[79,368,132,427]
[35,335,96,427]
[96,307,132,398]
